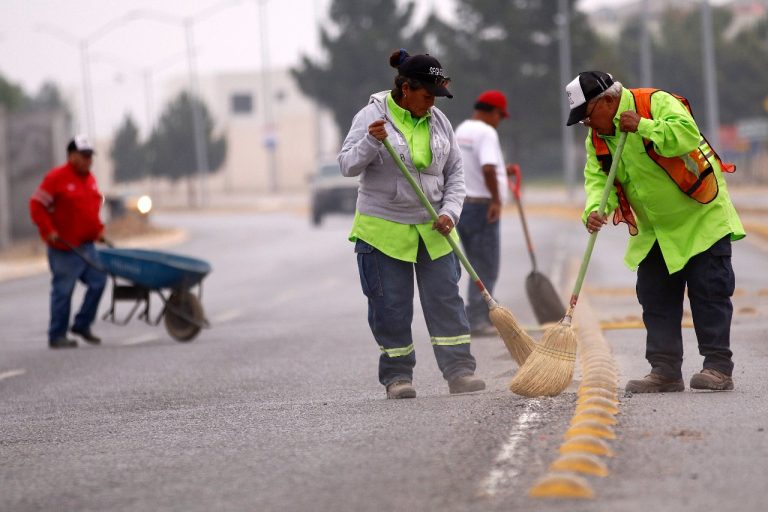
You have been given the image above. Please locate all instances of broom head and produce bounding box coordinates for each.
[508,319,576,397]
[489,304,535,366]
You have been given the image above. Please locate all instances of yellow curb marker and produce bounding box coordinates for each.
[528,293,621,500]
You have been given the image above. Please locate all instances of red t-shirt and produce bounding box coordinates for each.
[29,162,104,250]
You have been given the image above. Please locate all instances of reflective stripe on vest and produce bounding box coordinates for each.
[591,88,734,205]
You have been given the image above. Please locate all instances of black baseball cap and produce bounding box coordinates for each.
[397,52,453,98]
[565,71,615,126]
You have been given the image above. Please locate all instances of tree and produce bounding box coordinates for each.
[111,115,147,183]
[147,91,226,180]
[0,72,26,112]
[292,0,423,134]
[421,0,610,174]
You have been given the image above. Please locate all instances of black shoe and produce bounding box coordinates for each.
[71,327,101,345]
[49,337,78,349]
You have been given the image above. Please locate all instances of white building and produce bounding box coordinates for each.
[163,68,340,195]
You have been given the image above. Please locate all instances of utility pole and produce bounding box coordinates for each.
[701,0,720,149]
[258,0,279,193]
[184,19,211,208]
[558,0,575,197]
[640,0,653,86]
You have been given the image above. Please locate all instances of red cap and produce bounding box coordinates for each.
[475,90,508,118]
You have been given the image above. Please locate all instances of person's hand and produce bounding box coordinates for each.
[586,211,608,234]
[487,200,502,223]
[619,111,641,133]
[433,214,454,236]
[46,232,61,244]
[368,119,388,141]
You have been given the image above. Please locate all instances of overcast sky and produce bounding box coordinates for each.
[0,0,630,139]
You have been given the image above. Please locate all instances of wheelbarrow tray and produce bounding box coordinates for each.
[97,248,211,290]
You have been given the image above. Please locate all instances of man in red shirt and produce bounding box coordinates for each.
[30,134,107,348]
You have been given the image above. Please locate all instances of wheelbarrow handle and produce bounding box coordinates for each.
[60,239,108,273]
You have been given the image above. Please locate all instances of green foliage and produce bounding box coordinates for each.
[291,0,422,133]
[111,115,147,183]
[147,92,227,182]
[622,6,768,127]
[0,73,28,112]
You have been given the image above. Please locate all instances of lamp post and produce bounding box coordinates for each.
[701,0,721,149]
[257,0,279,193]
[124,0,244,207]
[37,16,131,138]
[557,0,575,198]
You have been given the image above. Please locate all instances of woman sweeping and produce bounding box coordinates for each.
[338,49,485,399]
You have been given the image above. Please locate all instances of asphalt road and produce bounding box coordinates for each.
[1,206,767,512]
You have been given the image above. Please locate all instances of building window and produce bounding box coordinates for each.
[231,93,254,115]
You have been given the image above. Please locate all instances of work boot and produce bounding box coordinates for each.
[49,337,78,349]
[448,375,486,394]
[71,327,101,345]
[625,373,684,393]
[386,380,416,399]
[690,368,734,391]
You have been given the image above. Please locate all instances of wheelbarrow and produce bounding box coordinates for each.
[96,248,212,342]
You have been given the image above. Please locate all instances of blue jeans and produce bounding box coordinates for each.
[355,238,476,387]
[457,202,500,329]
[636,237,735,379]
[47,243,107,342]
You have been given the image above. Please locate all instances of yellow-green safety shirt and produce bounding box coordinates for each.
[349,92,456,263]
[582,87,745,274]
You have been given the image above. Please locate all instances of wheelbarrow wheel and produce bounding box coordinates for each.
[164,290,204,342]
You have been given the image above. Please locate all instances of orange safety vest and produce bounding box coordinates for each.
[592,88,735,235]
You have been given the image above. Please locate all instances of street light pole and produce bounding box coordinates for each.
[640,0,653,86]
[183,19,211,208]
[125,1,243,208]
[257,0,279,193]
[557,0,575,197]
[37,16,133,139]
[701,0,721,149]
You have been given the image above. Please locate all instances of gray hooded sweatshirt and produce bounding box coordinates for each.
[338,91,465,226]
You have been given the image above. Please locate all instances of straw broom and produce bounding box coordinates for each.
[509,132,628,397]
[382,138,535,365]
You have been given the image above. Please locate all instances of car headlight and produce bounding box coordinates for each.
[136,195,153,215]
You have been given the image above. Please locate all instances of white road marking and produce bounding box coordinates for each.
[211,308,242,323]
[121,333,160,346]
[478,401,540,497]
[0,368,26,381]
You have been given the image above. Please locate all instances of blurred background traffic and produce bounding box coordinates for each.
[0,0,767,247]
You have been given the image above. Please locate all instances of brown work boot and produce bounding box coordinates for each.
[386,380,416,399]
[690,368,734,391]
[625,373,684,393]
[448,375,486,394]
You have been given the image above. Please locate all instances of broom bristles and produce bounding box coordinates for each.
[509,320,577,397]
[489,305,536,366]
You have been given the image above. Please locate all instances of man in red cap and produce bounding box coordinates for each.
[455,90,513,336]
[30,134,107,348]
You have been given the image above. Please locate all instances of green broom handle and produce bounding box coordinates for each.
[382,138,487,292]
[568,131,628,312]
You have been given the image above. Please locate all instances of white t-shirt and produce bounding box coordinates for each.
[455,119,509,202]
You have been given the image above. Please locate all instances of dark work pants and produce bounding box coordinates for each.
[47,243,107,342]
[636,236,735,380]
[457,202,500,330]
[355,239,476,387]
